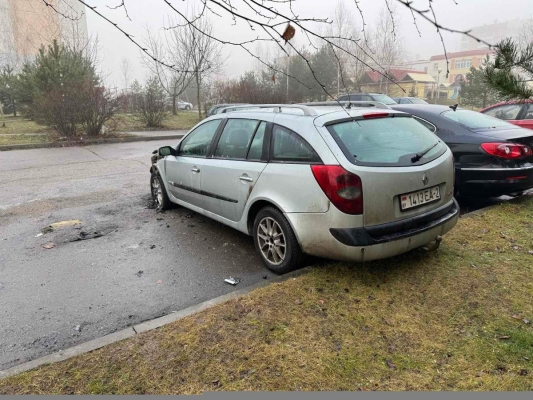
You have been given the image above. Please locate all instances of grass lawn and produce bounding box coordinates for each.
[112,112,201,132]
[0,134,51,146]
[1,197,533,393]
[0,115,51,135]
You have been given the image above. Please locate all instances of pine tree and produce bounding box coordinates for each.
[484,38,533,100]
[461,56,501,108]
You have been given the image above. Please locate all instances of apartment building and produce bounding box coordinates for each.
[0,0,87,67]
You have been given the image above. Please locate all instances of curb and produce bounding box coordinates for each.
[0,134,184,151]
[0,267,313,380]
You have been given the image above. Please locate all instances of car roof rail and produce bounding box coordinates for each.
[218,104,319,116]
[300,101,391,110]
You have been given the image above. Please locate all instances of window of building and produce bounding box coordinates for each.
[433,63,439,70]
[454,59,472,69]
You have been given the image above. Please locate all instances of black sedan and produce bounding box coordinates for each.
[391,104,533,197]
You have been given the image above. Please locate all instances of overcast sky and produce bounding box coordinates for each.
[84,0,532,88]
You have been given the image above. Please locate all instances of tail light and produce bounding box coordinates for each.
[481,142,532,159]
[311,165,363,215]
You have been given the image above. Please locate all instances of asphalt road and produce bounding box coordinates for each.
[0,140,520,371]
[0,140,273,371]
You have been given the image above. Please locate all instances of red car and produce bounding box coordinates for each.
[480,100,533,130]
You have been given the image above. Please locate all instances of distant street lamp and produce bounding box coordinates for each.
[435,68,442,104]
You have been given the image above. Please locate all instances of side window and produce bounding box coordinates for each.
[483,104,522,120]
[214,119,259,159]
[361,95,373,101]
[523,104,533,120]
[338,95,348,102]
[271,125,321,163]
[247,122,267,161]
[350,95,362,101]
[179,119,221,157]
[413,116,437,133]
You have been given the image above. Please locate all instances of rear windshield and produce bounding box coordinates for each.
[372,94,397,105]
[441,109,515,130]
[327,115,446,167]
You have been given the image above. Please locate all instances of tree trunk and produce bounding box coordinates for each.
[12,99,16,117]
[196,74,201,121]
[172,95,177,115]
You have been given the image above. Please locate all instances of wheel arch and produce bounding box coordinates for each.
[245,199,301,246]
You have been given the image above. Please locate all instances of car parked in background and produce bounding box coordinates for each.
[206,103,250,117]
[480,100,533,130]
[177,100,193,111]
[150,103,458,273]
[391,104,533,197]
[337,93,397,105]
[392,97,429,105]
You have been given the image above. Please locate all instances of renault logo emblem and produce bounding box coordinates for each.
[422,173,429,186]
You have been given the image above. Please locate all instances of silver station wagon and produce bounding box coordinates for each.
[150,103,459,273]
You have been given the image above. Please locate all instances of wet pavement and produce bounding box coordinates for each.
[0,140,273,370]
[0,140,528,371]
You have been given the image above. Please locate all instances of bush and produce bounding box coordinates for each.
[81,86,119,137]
[138,76,167,128]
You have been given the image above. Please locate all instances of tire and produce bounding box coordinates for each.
[150,172,172,211]
[186,105,191,111]
[253,206,303,274]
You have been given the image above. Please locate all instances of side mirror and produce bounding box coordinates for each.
[158,146,176,157]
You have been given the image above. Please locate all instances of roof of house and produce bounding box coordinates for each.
[401,73,436,83]
[430,48,493,61]
[359,69,436,84]
[360,69,423,84]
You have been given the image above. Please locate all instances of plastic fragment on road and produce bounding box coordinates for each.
[224,277,241,286]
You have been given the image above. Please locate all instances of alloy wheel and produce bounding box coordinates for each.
[257,217,286,265]
[151,176,163,206]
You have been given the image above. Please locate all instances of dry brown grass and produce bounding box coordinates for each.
[1,197,533,393]
[112,112,200,132]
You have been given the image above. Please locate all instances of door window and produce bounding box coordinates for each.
[523,104,533,120]
[178,119,222,157]
[483,104,522,120]
[214,119,259,159]
[271,125,320,163]
[247,122,267,161]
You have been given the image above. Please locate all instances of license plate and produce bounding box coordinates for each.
[400,186,440,210]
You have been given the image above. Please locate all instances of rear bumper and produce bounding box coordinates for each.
[330,199,459,246]
[285,199,459,263]
[458,166,533,197]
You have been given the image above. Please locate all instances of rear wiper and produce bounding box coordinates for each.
[411,142,440,163]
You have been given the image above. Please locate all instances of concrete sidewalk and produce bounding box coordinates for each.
[0,131,186,151]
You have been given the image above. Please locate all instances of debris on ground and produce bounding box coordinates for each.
[156,280,163,284]
[34,233,43,238]
[186,214,193,218]
[224,277,241,286]
[263,275,268,279]
[150,245,156,249]
[42,242,55,249]
[136,271,144,277]
[69,231,103,242]
[74,325,81,332]
[42,220,82,234]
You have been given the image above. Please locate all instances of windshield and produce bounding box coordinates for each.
[441,109,516,130]
[327,116,446,167]
[372,94,397,105]
[410,98,428,104]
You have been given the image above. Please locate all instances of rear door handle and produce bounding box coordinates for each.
[239,175,254,182]
[191,166,200,173]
